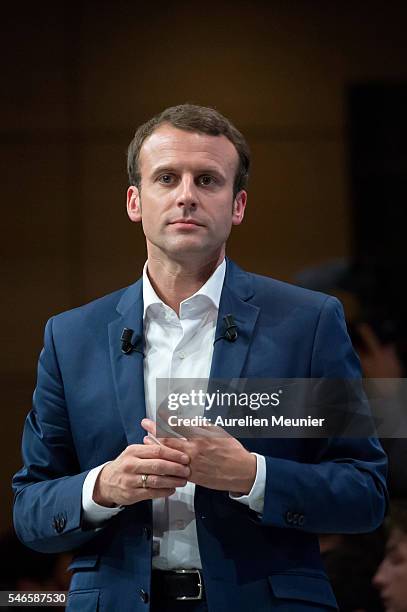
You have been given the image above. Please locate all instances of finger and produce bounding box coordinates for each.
[175,422,227,439]
[122,454,191,478]
[157,437,190,452]
[143,435,187,452]
[141,418,157,436]
[197,422,229,435]
[155,413,227,439]
[127,443,189,464]
[141,418,187,444]
[156,407,188,438]
[136,487,176,502]
[143,436,155,446]
[134,457,191,478]
[138,474,187,489]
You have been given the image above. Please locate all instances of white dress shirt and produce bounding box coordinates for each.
[82,259,266,569]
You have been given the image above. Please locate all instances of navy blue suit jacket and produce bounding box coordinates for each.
[13,259,387,611]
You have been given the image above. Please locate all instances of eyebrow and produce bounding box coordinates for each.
[385,541,406,557]
[150,165,226,180]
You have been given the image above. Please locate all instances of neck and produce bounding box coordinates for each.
[146,250,225,313]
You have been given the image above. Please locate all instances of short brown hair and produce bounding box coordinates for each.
[127,104,250,197]
[387,500,407,535]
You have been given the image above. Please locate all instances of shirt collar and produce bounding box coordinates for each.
[142,259,226,319]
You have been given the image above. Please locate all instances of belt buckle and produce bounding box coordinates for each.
[174,569,203,601]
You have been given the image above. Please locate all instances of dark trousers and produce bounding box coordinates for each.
[150,576,334,611]
[150,594,332,611]
[150,596,208,612]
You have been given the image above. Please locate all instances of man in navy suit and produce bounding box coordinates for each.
[13,104,387,611]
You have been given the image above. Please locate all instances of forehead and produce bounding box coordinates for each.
[139,124,239,175]
[387,528,407,552]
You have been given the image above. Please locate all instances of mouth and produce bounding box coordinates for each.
[169,219,204,228]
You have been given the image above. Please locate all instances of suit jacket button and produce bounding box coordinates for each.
[52,514,66,534]
[139,589,149,603]
[285,511,293,524]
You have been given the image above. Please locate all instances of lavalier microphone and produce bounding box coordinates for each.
[120,328,144,355]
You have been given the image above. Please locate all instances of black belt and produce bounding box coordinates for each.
[152,569,205,601]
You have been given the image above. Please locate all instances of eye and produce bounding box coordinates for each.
[158,174,174,184]
[389,552,404,565]
[198,175,215,186]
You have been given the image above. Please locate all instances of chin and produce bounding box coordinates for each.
[169,239,214,254]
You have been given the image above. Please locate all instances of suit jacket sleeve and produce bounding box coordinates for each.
[260,296,388,533]
[12,317,101,553]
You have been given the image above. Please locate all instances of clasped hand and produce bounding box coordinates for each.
[93,419,256,508]
[141,418,256,495]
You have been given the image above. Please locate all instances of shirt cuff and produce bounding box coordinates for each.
[228,453,266,514]
[82,462,124,525]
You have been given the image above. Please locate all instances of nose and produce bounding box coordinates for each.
[372,560,388,590]
[175,175,198,211]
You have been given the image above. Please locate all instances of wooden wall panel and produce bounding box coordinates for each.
[227,137,348,278]
[1,143,73,374]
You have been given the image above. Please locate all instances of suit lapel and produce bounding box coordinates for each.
[209,260,260,418]
[210,259,260,380]
[108,279,146,445]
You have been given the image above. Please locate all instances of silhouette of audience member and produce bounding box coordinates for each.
[320,531,385,611]
[373,501,407,611]
[353,321,407,499]
[295,259,407,498]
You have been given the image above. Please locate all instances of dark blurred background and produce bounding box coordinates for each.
[2,1,407,606]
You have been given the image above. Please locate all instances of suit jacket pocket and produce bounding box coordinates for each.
[268,573,338,609]
[68,555,99,571]
[66,589,99,612]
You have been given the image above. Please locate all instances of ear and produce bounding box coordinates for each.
[232,190,247,226]
[127,186,142,223]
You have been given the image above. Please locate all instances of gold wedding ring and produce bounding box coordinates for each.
[141,474,149,488]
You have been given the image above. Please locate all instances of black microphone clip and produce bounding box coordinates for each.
[223,314,238,342]
[120,328,138,354]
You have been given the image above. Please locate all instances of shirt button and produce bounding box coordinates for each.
[178,351,186,359]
